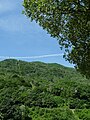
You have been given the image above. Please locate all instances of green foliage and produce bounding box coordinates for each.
[28,107,77,120]
[23,0,90,78]
[0,59,90,119]
[75,109,90,120]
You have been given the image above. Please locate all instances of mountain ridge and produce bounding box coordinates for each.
[0,59,90,120]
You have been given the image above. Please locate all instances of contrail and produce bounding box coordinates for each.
[0,53,64,59]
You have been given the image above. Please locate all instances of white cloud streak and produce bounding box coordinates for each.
[0,53,64,59]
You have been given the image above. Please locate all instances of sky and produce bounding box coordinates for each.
[0,0,74,67]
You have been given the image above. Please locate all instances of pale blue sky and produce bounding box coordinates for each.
[0,0,74,67]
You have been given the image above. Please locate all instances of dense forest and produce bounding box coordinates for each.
[0,59,90,120]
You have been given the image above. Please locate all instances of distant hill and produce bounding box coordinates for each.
[0,59,90,120]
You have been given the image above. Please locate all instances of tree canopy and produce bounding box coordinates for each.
[23,0,90,78]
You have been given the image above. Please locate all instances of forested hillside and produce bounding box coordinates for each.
[0,59,90,120]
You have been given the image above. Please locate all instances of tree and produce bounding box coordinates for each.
[23,0,90,78]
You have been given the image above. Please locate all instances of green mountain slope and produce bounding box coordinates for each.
[0,59,90,120]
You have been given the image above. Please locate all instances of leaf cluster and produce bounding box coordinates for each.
[23,0,90,78]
